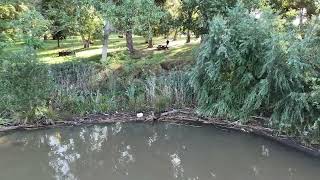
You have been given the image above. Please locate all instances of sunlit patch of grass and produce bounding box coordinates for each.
[4,34,200,70]
[108,63,122,70]
[167,44,198,61]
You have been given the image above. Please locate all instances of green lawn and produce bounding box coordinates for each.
[4,34,200,77]
[8,34,198,63]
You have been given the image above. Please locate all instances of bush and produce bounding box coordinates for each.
[0,49,53,122]
[0,51,195,123]
[191,4,320,140]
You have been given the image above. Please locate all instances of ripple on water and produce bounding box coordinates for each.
[0,123,319,180]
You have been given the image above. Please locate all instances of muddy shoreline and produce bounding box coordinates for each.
[0,109,319,158]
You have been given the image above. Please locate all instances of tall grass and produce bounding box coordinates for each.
[0,59,194,121]
[50,63,194,115]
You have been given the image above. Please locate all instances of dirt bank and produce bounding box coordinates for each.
[0,109,319,158]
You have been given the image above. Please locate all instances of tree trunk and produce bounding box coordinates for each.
[173,29,178,41]
[299,8,304,30]
[186,30,191,43]
[147,34,153,48]
[147,38,153,48]
[84,40,90,48]
[101,20,112,62]
[126,30,134,54]
[80,35,90,49]
[57,38,60,48]
[147,22,153,48]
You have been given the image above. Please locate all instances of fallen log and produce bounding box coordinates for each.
[0,110,319,158]
[58,51,75,57]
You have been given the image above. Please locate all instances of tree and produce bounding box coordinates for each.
[164,0,182,41]
[137,0,164,48]
[16,8,49,49]
[72,0,103,48]
[191,3,320,138]
[179,0,198,43]
[269,0,318,29]
[40,0,75,47]
[101,19,112,61]
[268,0,318,29]
[268,0,318,17]
[196,0,235,39]
[196,0,259,40]
[0,4,17,51]
[155,11,174,39]
[0,3,27,51]
[99,0,116,62]
[111,0,139,54]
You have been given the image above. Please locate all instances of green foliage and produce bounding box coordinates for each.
[179,0,199,35]
[155,11,174,37]
[197,0,260,35]
[191,4,320,139]
[108,0,139,32]
[0,50,53,122]
[74,0,103,44]
[0,3,26,51]
[136,0,165,43]
[16,8,50,48]
[40,0,76,44]
[268,0,318,18]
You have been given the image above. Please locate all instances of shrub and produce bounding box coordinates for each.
[0,49,53,122]
[191,4,320,140]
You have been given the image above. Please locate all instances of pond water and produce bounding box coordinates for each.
[0,122,319,180]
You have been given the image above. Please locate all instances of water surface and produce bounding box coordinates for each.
[0,122,319,180]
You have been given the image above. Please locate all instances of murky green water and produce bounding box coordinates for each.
[0,123,319,180]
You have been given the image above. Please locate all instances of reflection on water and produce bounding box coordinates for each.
[261,145,270,157]
[170,153,184,179]
[47,133,80,180]
[112,143,135,175]
[0,123,319,180]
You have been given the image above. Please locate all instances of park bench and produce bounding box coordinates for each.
[157,45,169,50]
[58,50,75,57]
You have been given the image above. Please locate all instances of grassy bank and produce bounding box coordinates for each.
[1,28,320,146]
[0,35,199,125]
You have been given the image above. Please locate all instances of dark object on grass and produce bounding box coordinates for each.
[118,35,124,38]
[157,45,169,50]
[166,40,170,46]
[58,51,75,57]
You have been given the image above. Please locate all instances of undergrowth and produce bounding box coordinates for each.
[0,51,194,123]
